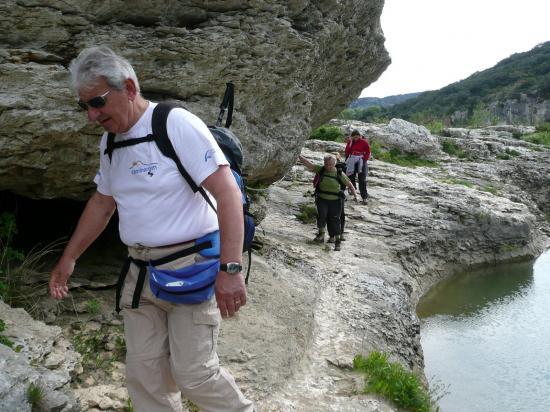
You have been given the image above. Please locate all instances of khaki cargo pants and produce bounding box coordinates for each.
[121,242,254,412]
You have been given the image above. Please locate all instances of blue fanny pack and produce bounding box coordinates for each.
[149,258,219,304]
[115,231,221,312]
[149,231,221,304]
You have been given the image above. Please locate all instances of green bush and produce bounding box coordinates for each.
[425,121,445,135]
[310,125,344,142]
[354,352,435,412]
[535,122,550,133]
[441,140,466,158]
[521,129,550,147]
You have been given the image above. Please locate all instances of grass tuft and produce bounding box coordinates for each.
[27,382,45,410]
[353,352,436,412]
[296,203,318,224]
[375,148,439,168]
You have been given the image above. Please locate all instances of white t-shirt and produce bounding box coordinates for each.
[94,102,229,247]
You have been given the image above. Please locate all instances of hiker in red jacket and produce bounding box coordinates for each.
[345,130,370,204]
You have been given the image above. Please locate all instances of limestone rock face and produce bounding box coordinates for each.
[0,302,81,411]
[0,0,390,200]
[331,118,443,158]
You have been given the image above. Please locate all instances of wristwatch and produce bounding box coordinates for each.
[219,262,243,274]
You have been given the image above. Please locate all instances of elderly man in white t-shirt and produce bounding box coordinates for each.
[49,46,253,412]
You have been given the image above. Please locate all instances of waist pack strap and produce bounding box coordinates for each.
[115,257,133,314]
[150,241,212,266]
[132,262,148,309]
[115,240,216,313]
[245,249,251,285]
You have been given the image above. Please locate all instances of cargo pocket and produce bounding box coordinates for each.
[192,298,221,366]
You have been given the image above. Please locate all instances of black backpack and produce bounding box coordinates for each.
[104,82,256,283]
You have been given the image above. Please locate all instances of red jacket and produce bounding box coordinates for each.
[345,137,371,161]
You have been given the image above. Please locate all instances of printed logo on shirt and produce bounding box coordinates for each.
[129,160,159,177]
[204,149,215,162]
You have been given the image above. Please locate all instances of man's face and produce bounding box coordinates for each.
[352,134,360,141]
[78,77,132,134]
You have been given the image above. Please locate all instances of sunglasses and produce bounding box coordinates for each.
[77,89,111,111]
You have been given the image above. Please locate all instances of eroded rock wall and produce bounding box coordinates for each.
[0,0,390,200]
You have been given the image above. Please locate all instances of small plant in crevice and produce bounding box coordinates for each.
[0,318,14,349]
[85,299,101,315]
[353,351,437,412]
[480,185,498,195]
[442,178,474,188]
[71,325,126,371]
[0,212,63,317]
[27,382,45,410]
[185,399,200,412]
[377,148,439,168]
[296,203,317,224]
[113,335,127,361]
[441,140,467,158]
[123,398,134,412]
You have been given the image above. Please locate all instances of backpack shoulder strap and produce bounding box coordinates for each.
[105,133,116,162]
[318,166,326,179]
[104,133,156,161]
[152,103,217,213]
[314,166,326,195]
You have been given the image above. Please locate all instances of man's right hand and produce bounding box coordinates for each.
[49,255,75,300]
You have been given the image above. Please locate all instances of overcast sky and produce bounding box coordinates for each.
[361,0,550,98]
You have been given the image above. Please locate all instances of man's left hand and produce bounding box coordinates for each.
[215,272,247,317]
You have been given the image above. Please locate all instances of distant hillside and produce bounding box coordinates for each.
[349,92,421,109]
[387,41,550,126]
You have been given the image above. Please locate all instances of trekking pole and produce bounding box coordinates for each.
[216,81,234,128]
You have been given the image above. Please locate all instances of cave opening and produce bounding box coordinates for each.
[0,190,121,257]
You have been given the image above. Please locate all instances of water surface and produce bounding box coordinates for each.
[417,250,550,412]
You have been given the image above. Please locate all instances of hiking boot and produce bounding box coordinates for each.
[313,232,325,243]
[327,236,336,243]
[362,198,368,205]
[340,234,346,241]
[334,240,341,251]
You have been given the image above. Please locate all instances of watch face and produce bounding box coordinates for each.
[227,263,241,273]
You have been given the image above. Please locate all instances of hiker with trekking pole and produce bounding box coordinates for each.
[299,153,357,251]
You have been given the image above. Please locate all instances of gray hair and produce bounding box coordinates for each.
[69,46,140,93]
[323,154,335,163]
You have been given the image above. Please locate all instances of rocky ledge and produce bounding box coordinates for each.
[1,119,548,411]
[0,0,389,199]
